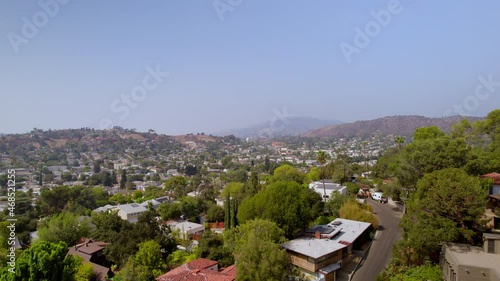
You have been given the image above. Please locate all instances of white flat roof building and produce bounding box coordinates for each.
[309,181,348,198]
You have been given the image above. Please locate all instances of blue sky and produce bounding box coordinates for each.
[1,0,499,135]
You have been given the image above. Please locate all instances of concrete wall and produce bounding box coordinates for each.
[289,251,342,273]
[458,266,499,281]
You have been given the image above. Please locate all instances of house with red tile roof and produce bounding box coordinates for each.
[156,258,236,281]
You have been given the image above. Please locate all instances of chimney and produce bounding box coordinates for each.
[315,231,321,239]
[193,269,201,274]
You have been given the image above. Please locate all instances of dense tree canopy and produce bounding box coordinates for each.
[0,241,78,281]
[91,210,175,267]
[395,168,487,265]
[114,240,165,281]
[237,181,322,238]
[197,230,234,267]
[271,165,304,184]
[38,212,91,246]
[220,182,244,198]
[225,219,292,281]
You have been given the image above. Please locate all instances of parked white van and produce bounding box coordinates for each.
[372,192,383,201]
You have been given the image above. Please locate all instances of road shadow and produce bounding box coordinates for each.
[378,225,385,231]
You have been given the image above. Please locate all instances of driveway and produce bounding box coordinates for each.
[350,199,403,281]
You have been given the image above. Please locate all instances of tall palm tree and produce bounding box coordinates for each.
[317,151,327,204]
[395,135,406,152]
[361,141,368,172]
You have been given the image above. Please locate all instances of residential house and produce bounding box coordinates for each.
[282,218,372,281]
[156,258,236,281]
[93,204,116,213]
[482,172,500,233]
[67,238,111,281]
[140,198,162,210]
[166,169,180,177]
[171,221,205,240]
[309,180,347,199]
[441,233,500,281]
[115,203,148,223]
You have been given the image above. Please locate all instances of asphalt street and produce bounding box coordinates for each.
[350,199,403,281]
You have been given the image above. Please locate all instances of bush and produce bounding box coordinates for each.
[339,201,378,229]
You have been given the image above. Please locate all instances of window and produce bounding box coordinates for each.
[487,239,495,254]
[494,217,500,230]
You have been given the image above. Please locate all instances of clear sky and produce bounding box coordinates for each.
[1,0,499,135]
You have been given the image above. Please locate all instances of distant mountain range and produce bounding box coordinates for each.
[304,115,484,138]
[217,116,344,138]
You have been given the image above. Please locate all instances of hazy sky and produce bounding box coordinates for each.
[1,1,499,135]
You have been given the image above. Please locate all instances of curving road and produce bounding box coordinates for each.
[350,199,403,281]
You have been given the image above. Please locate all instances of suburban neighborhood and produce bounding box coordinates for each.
[1,111,500,281]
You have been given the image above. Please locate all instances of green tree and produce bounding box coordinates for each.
[225,195,231,230]
[386,264,442,281]
[61,172,74,182]
[397,136,469,189]
[317,151,328,204]
[346,182,360,195]
[264,156,271,172]
[0,241,78,281]
[334,148,350,184]
[225,219,292,281]
[93,161,101,174]
[237,181,322,238]
[197,230,234,267]
[158,202,182,221]
[394,136,406,152]
[179,196,206,222]
[92,187,110,207]
[221,182,243,198]
[109,193,132,205]
[166,250,197,269]
[339,201,378,229]
[272,164,304,184]
[413,126,445,141]
[74,257,99,281]
[120,169,127,189]
[325,192,351,218]
[206,205,225,222]
[134,240,165,278]
[38,212,91,246]
[164,176,187,198]
[396,168,487,265]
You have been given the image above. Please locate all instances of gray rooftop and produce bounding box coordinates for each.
[306,225,336,235]
[116,203,147,214]
[282,237,347,259]
[282,218,372,259]
[444,243,500,278]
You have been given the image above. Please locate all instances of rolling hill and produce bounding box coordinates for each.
[217,116,344,138]
[304,115,483,138]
